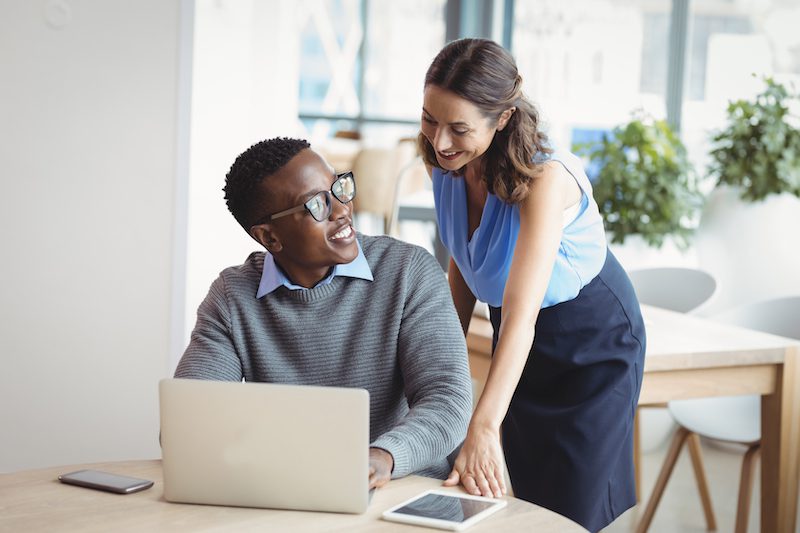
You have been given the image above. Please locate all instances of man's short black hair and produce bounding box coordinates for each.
[223,137,311,229]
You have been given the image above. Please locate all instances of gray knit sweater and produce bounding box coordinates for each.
[175,234,472,479]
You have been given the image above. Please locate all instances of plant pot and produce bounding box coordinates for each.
[695,185,800,315]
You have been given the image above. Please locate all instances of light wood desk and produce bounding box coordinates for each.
[467,304,800,533]
[0,460,586,532]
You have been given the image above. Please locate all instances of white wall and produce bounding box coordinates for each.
[0,0,189,471]
[180,0,299,367]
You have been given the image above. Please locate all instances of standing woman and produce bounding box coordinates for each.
[419,38,645,532]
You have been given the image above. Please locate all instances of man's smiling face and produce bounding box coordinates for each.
[249,148,358,288]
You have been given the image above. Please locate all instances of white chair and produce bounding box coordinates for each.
[628,267,717,313]
[636,296,800,533]
[628,267,717,502]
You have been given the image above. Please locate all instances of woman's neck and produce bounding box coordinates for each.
[464,156,485,184]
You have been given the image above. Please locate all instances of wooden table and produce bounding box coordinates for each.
[0,460,586,532]
[466,304,800,533]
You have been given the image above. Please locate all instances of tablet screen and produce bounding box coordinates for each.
[391,492,498,523]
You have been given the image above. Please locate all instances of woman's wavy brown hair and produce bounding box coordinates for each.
[417,38,550,204]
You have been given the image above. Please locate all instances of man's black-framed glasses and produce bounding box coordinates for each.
[254,171,356,225]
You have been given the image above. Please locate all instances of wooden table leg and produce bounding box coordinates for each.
[760,346,800,533]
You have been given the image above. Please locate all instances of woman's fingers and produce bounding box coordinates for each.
[448,431,507,498]
[496,463,507,495]
[461,473,480,496]
[461,464,503,497]
[487,469,503,497]
[443,469,460,486]
[473,470,493,497]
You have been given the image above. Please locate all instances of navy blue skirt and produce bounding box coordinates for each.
[489,250,645,532]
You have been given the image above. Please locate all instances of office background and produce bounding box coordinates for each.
[1,0,798,473]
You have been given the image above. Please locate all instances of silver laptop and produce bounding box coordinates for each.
[159,378,370,513]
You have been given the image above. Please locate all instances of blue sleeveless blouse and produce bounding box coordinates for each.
[432,149,607,308]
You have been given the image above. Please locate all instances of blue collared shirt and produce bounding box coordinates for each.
[256,240,374,297]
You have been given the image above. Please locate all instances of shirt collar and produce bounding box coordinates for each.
[256,239,373,298]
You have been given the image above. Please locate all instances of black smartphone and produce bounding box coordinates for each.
[58,469,154,494]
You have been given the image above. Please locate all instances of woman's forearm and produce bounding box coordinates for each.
[471,312,537,429]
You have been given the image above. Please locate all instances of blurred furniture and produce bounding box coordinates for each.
[316,137,362,174]
[350,146,398,232]
[333,129,361,140]
[0,460,586,532]
[628,267,717,501]
[636,296,800,533]
[392,140,451,269]
[628,267,717,313]
[395,185,450,270]
[464,303,800,533]
[350,138,422,235]
[386,142,427,236]
[696,186,800,316]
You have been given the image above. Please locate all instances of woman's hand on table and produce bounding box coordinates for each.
[443,424,506,498]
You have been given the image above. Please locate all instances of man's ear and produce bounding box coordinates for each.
[497,107,516,131]
[249,224,283,253]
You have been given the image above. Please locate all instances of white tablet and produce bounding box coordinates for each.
[381,489,507,531]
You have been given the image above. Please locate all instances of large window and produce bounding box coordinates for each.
[681,0,800,173]
[510,0,800,179]
[511,0,672,157]
[297,0,446,145]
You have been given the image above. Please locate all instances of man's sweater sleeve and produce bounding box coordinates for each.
[370,248,473,478]
[174,275,244,381]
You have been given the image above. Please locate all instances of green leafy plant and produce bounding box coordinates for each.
[575,113,702,248]
[708,76,800,202]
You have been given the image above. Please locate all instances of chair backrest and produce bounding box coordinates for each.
[333,129,361,140]
[351,139,422,234]
[315,137,362,174]
[351,147,397,224]
[711,296,800,339]
[628,267,716,313]
[386,155,428,236]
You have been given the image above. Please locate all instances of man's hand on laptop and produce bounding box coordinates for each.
[368,447,394,489]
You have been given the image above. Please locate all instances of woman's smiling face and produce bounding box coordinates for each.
[421,85,498,172]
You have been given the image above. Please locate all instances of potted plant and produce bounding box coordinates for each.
[575,112,703,254]
[708,76,800,201]
[697,76,800,312]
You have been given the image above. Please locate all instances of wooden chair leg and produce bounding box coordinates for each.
[634,408,641,503]
[635,426,691,533]
[734,444,760,533]
[687,433,718,531]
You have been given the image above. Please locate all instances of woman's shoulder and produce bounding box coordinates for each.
[531,143,574,163]
[531,146,590,190]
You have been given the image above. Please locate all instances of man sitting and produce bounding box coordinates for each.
[175,137,473,490]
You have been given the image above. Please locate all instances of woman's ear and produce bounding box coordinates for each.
[249,224,282,253]
[497,107,516,131]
